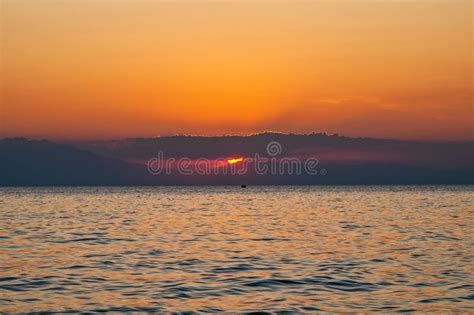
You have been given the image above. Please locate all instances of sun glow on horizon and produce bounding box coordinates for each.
[227,157,244,165]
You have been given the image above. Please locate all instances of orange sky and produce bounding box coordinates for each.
[1,0,472,140]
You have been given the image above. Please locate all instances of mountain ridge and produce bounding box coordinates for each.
[1,136,472,186]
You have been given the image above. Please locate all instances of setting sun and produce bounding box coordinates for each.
[227,157,244,165]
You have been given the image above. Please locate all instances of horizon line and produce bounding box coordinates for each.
[2,131,473,144]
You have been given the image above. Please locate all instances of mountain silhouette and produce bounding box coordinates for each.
[73,132,473,167]
[1,133,472,186]
[0,138,147,186]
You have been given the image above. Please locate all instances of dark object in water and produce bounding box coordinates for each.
[241,185,247,188]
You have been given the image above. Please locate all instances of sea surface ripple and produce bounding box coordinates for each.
[0,186,473,313]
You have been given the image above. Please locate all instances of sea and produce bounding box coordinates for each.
[0,186,472,313]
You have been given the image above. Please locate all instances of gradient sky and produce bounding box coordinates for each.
[1,0,472,140]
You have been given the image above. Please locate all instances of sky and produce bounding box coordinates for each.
[1,0,472,140]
